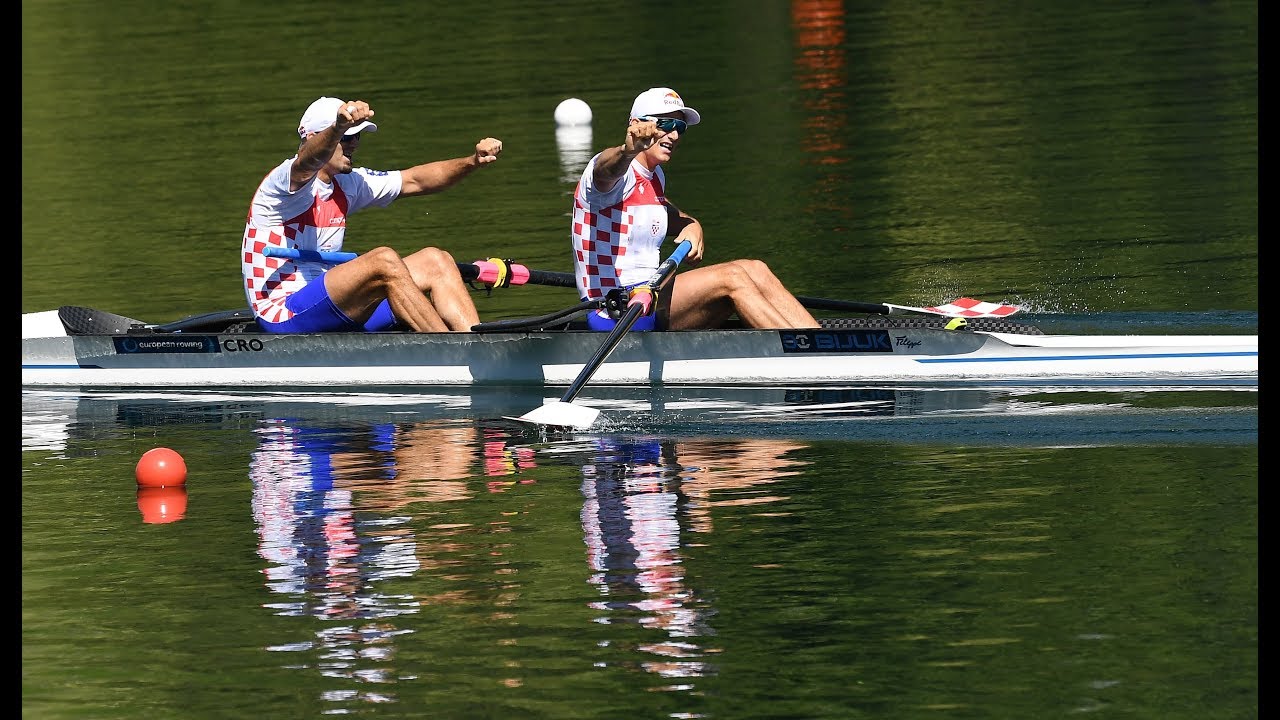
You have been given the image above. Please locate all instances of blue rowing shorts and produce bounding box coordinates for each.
[257,279,398,333]
[585,308,657,332]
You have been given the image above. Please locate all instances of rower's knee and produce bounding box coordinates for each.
[722,258,771,289]
[734,258,771,276]
[358,246,413,285]
[405,246,458,275]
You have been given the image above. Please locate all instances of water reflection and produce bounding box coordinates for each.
[556,125,594,184]
[18,385,1258,714]
[21,382,1258,457]
[236,411,819,707]
[136,486,188,524]
[792,0,849,162]
[242,408,809,702]
[567,435,809,686]
[248,418,536,706]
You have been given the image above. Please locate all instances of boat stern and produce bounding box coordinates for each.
[22,310,68,340]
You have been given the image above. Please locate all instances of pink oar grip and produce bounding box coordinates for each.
[471,260,532,286]
[472,260,501,284]
[626,288,654,314]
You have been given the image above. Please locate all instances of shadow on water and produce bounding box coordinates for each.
[23,378,1257,454]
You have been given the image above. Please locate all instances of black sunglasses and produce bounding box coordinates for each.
[339,133,361,143]
[639,116,688,133]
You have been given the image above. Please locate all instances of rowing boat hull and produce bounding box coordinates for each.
[21,311,1258,388]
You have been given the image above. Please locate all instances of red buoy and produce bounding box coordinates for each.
[135,447,188,488]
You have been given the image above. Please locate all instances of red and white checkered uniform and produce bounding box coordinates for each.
[241,157,401,323]
[571,155,670,303]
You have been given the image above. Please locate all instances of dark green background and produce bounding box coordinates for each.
[22,0,1256,323]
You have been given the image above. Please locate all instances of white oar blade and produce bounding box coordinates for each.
[510,401,601,430]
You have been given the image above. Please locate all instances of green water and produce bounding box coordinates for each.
[21,389,1258,719]
[21,0,1255,322]
[22,0,1256,717]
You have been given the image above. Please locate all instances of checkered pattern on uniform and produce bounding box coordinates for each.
[571,162,669,302]
[241,184,350,324]
[572,203,630,300]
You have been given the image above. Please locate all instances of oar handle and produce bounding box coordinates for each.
[261,246,576,289]
[662,239,693,268]
[464,259,576,289]
[263,247,358,263]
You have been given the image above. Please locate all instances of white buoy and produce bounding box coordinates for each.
[554,98,592,127]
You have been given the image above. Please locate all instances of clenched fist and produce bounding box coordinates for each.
[475,138,503,165]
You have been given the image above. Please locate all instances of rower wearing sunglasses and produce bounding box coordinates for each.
[570,87,820,331]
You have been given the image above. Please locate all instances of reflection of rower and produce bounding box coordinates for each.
[579,437,701,681]
[247,417,537,708]
[577,434,813,681]
[581,438,689,619]
[251,422,410,604]
[251,419,540,603]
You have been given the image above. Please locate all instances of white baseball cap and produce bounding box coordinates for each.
[628,87,701,126]
[297,96,379,139]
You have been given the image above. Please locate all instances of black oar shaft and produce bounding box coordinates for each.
[262,247,994,316]
[555,240,693,405]
[559,302,645,404]
[796,296,891,315]
[523,268,576,288]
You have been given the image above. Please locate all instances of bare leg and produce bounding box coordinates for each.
[667,259,820,330]
[729,259,821,327]
[401,247,480,331]
[321,246,449,332]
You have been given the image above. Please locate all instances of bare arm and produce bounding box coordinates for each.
[666,200,705,265]
[591,118,665,193]
[290,100,370,191]
[398,138,503,197]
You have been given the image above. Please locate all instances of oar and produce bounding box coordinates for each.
[259,248,1016,316]
[513,240,694,430]
[263,248,359,263]
[261,247,576,288]
[797,295,1021,318]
